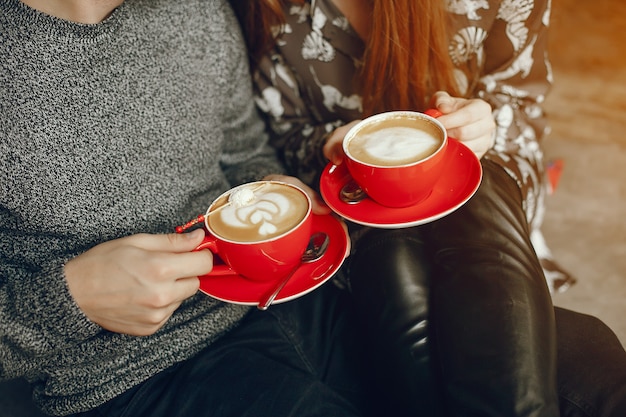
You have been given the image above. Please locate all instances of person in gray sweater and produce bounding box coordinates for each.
[0,1,372,416]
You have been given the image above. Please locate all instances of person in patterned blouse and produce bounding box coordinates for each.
[238,0,573,293]
[231,0,626,416]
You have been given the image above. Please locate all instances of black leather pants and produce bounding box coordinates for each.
[349,226,437,416]
[347,160,626,417]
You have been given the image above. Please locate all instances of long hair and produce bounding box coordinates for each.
[230,0,288,69]
[231,0,460,116]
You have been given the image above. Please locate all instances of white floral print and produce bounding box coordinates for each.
[497,0,534,51]
[301,7,335,61]
[446,0,490,20]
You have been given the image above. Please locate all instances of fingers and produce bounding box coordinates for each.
[63,228,215,337]
[430,91,455,113]
[288,178,331,215]
[126,275,200,335]
[309,194,332,215]
[91,293,189,337]
[429,92,495,158]
[125,229,214,282]
[436,98,493,133]
[65,245,205,336]
[156,249,214,282]
[445,115,495,142]
[127,228,206,253]
[154,276,201,313]
[322,121,360,165]
[445,115,495,159]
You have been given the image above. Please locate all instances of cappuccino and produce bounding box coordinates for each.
[208,182,309,242]
[347,116,443,166]
[341,111,448,207]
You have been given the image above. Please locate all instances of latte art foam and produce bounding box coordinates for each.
[208,183,308,242]
[347,117,443,167]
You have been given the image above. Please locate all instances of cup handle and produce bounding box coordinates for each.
[194,235,238,277]
[425,108,443,118]
[424,108,457,142]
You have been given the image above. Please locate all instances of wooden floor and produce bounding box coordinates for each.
[544,0,626,344]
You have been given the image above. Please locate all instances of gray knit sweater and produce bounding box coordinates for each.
[0,0,283,414]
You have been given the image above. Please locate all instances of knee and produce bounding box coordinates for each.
[429,160,529,245]
[554,308,626,417]
[555,307,625,358]
[350,228,428,273]
[347,228,430,338]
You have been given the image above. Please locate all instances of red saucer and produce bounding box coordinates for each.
[320,139,482,228]
[198,213,349,305]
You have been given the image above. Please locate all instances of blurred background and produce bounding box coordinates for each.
[544,0,626,345]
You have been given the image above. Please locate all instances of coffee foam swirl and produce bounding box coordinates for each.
[220,192,289,236]
[209,183,308,242]
[351,126,440,166]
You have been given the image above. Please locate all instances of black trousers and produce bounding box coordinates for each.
[73,284,374,417]
[348,159,626,417]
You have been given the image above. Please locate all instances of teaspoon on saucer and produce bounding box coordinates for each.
[339,180,367,204]
[257,232,330,310]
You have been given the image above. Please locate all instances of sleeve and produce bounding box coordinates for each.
[475,0,552,164]
[0,243,103,379]
[465,0,552,229]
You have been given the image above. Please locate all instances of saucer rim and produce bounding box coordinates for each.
[198,213,349,305]
[320,139,482,229]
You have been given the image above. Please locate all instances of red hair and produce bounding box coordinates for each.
[231,0,460,116]
[231,0,287,69]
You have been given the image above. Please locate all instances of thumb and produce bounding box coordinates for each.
[130,228,207,253]
[322,136,345,166]
[175,228,207,252]
[327,146,345,166]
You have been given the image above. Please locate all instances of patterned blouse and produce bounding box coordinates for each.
[253,0,552,233]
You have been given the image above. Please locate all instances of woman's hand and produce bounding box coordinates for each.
[263,174,331,216]
[321,90,495,165]
[430,91,496,159]
[322,120,361,166]
[65,230,210,336]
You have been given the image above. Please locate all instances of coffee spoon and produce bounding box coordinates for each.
[175,183,269,233]
[339,180,367,204]
[257,232,330,310]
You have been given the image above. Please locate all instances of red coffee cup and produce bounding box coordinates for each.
[195,181,313,282]
[342,110,448,208]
